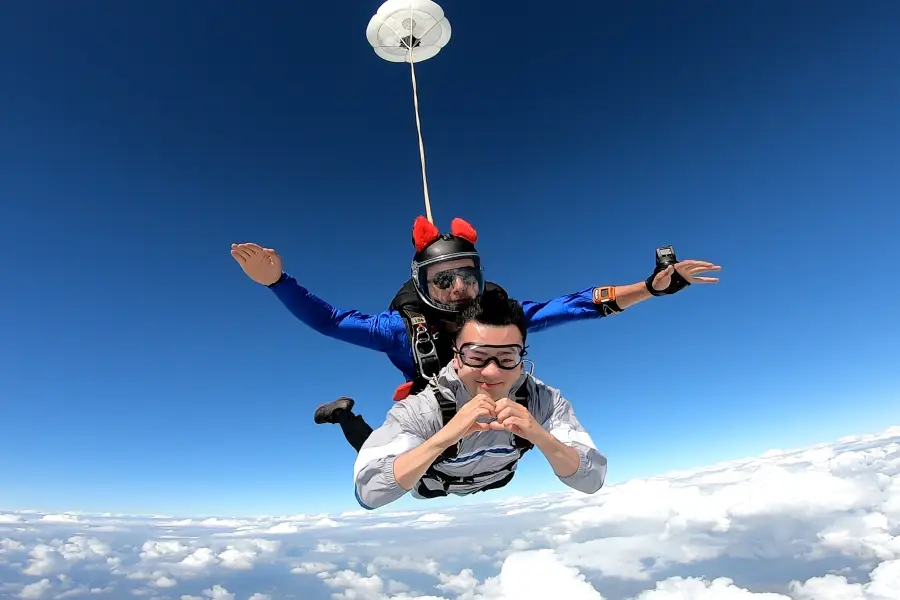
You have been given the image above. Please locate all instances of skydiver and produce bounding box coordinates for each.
[354,289,606,509]
[231,216,721,453]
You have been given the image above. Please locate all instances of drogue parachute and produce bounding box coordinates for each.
[365,0,452,223]
[366,0,452,63]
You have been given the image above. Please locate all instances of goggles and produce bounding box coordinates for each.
[454,343,527,370]
[427,266,482,290]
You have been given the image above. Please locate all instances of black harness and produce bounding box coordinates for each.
[388,279,529,496]
[414,381,535,498]
[389,278,507,397]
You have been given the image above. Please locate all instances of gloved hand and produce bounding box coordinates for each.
[646,249,721,296]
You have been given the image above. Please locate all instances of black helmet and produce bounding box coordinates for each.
[410,216,485,316]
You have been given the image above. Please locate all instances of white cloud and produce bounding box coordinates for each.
[38,515,82,525]
[290,561,337,574]
[179,585,237,600]
[436,569,479,595]
[18,578,52,599]
[0,514,26,524]
[315,541,345,553]
[0,426,899,599]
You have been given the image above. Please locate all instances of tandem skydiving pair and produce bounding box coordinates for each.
[231,216,721,508]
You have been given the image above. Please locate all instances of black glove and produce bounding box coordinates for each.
[645,246,691,296]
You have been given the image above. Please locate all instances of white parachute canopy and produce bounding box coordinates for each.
[366,0,452,63]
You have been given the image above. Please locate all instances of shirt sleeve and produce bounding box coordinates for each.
[353,401,428,510]
[521,287,607,333]
[539,386,608,494]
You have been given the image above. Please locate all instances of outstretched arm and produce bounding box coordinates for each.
[522,257,721,333]
[268,273,404,353]
[231,243,407,354]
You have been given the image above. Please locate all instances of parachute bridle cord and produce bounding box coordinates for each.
[367,0,450,225]
[404,7,434,224]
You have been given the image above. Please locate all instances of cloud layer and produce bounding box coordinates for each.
[2,426,899,599]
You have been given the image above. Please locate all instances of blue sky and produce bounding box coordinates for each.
[0,0,897,518]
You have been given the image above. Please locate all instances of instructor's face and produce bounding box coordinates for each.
[426,258,480,307]
[453,321,524,400]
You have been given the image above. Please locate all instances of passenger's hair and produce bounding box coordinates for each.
[455,288,527,344]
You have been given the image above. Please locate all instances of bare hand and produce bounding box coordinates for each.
[231,242,283,286]
[488,398,545,443]
[436,394,497,448]
[652,259,721,291]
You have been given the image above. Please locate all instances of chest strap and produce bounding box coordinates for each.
[415,381,534,498]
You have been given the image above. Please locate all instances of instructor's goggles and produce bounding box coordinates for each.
[428,266,482,290]
[454,343,527,370]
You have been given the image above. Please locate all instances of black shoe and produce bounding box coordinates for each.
[314,397,355,425]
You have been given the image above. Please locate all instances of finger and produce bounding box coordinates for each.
[230,249,247,265]
[685,266,722,275]
[474,406,494,419]
[232,244,260,261]
[461,425,482,438]
[691,277,719,283]
[475,408,498,425]
[677,260,717,268]
[488,421,507,431]
[473,393,495,405]
[507,402,529,417]
[243,244,264,258]
[495,407,518,423]
[478,398,497,412]
[652,267,672,290]
[502,416,527,434]
[233,248,252,261]
[494,398,514,411]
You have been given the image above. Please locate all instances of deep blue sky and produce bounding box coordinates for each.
[0,0,897,517]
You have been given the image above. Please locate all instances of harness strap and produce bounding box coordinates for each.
[390,280,510,402]
[392,307,442,402]
[415,380,533,497]
[511,384,534,454]
[403,307,442,377]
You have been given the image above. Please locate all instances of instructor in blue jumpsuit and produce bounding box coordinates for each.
[231,216,721,452]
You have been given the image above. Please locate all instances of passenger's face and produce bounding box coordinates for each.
[453,321,524,400]
[425,258,480,308]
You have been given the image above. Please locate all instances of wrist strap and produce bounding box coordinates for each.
[646,246,690,296]
[645,269,690,296]
[592,286,623,315]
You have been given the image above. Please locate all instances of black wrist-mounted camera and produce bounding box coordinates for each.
[645,245,689,296]
[655,245,677,268]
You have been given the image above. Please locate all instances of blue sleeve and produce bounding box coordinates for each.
[267,272,406,352]
[522,287,606,333]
